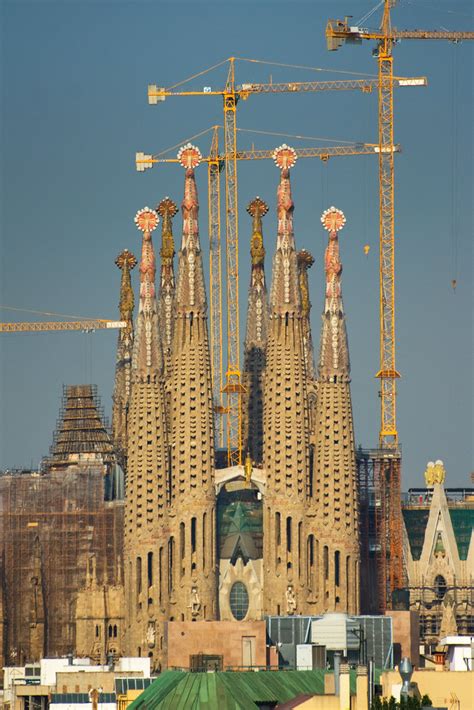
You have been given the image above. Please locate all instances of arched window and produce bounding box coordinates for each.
[334,551,340,587]
[307,535,315,589]
[147,551,153,587]
[434,575,447,599]
[229,582,249,621]
[286,517,292,552]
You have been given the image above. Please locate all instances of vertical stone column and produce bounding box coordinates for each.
[242,197,269,465]
[168,145,217,621]
[124,207,170,669]
[307,207,360,615]
[112,250,137,470]
[263,146,310,615]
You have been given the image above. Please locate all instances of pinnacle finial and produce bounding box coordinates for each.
[248,197,268,267]
[157,196,178,218]
[115,249,137,323]
[115,249,138,272]
[321,206,346,233]
[177,143,202,169]
[247,196,269,218]
[297,249,315,269]
[321,207,345,298]
[273,144,297,171]
[135,207,159,308]
[135,207,159,233]
[424,460,446,486]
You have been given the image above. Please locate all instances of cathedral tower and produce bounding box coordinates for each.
[168,145,217,621]
[263,146,311,616]
[156,197,177,378]
[307,207,360,615]
[242,197,269,465]
[124,207,169,665]
[112,249,137,469]
[297,249,316,381]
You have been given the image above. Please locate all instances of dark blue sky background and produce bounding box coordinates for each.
[1,0,472,487]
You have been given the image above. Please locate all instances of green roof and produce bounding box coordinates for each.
[402,509,430,560]
[449,508,474,560]
[127,669,382,709]
[128,670,326,709]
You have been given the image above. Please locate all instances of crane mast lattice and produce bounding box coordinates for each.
[327,0,474,609]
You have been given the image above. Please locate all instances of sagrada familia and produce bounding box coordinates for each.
[0,143,361,668]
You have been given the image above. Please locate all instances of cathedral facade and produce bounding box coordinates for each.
[120,144,360,668]
[0,144,361,670]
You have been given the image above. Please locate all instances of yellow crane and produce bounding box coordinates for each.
[327,0,474,610]
[327,2,474,449]
[138,130,401,451]
[0,320,126,333]
[146,57,425,465]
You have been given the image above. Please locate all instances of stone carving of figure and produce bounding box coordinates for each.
[424,460,446,487]
[146,621,156,648]
[286,585,297,615]
[189,586,201,618]
[439,593,457,639]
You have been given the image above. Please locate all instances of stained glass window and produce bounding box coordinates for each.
[229,581,249,621]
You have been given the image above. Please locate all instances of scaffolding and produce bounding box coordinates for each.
[0,385,124,665]
[0,467,124,664]
[44,385,115,471]
[357,448,404,613]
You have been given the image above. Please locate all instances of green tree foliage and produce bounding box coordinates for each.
[371,695,433,710]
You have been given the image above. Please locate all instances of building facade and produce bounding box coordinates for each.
[0,144,363,669]
[402,463,474,647]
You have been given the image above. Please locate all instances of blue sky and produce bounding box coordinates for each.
[0,0,472,487]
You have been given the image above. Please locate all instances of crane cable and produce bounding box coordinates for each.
[0,305,110,322]
[154,125,367,160]
[450,45,459,292]
[164,57,381,93]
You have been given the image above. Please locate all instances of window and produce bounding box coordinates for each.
[286,517,292,552]
[434,575,447,599]
[335,551,340,587]
[147,552,153,587]
[191,517,197,553]
[229,582,249,621]
[136,557,142,598]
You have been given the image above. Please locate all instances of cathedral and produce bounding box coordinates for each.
[119,143,360,667]
[0,143,361,669]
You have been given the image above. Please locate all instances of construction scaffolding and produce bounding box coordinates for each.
[0,385,124,665]
[0,466,124,664]
[357,448,404,613]
[44,385,115,470]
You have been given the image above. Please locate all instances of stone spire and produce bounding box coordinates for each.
[317,207,350,382]
[156,197,177,377]
[263,146,310,616]
[269,146,301,311]
[297,249,316,380]
[307,207,359,615]
[124,207,170,669]
[131,208,163,375]
[242,197,269,465]
[175,144,207,312]
[168,144,217,622]
[112,249,137,467]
